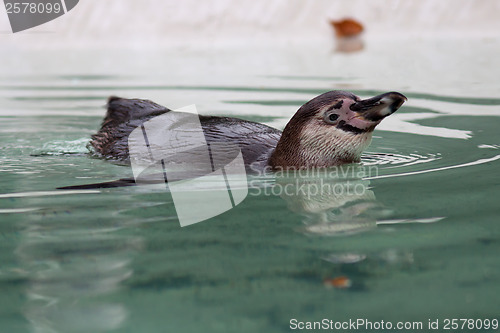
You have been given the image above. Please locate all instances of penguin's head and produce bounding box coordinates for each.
[269,90,407,169]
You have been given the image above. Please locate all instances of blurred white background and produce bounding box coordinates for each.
[1,0,499,49]
[0,0,499,118]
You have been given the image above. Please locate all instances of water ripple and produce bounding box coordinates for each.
[367,154,500,180]
[362,152,441,168]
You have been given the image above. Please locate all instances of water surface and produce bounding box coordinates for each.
[1,40,499,332]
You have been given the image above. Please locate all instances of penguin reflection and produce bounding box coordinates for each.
[273,165,387,235]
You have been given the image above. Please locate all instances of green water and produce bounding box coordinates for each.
[1,43,500,332]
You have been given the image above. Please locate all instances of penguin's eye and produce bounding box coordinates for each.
[329,114,339,121]
[324,112,339,124]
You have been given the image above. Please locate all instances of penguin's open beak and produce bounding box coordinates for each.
[350,92,407,121]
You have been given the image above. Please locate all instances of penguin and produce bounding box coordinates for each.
[60,90,406,189]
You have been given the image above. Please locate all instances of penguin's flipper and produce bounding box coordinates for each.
[57,178,137,189]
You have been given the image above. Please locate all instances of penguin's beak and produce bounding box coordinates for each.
[350,92,407,121]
